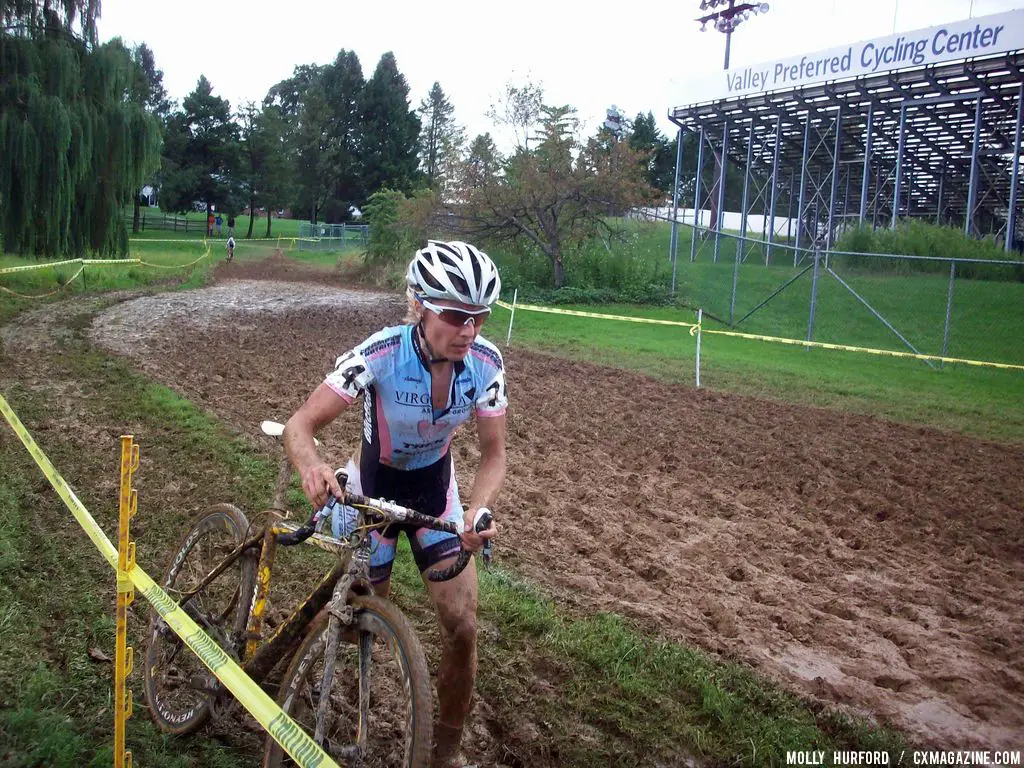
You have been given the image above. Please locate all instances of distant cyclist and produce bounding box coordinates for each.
[226,236,235,262]
[284,240,506,768]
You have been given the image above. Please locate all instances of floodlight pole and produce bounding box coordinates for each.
[723,0,734,69]
[696,0,770,256]
[697,0,769,71]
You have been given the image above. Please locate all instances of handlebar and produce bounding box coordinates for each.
[276,469,493,582]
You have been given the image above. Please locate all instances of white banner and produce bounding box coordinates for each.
[677,9,1024,105]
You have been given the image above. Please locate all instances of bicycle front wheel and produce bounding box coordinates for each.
[143,503,256,735]
[263,595,433,768]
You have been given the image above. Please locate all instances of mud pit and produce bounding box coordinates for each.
[89,272,1024,750]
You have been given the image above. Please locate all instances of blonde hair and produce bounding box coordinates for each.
[403,286,422,325]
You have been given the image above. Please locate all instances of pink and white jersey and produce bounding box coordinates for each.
[324,324,507,474]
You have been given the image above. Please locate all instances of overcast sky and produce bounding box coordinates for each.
[98,0,1021,151]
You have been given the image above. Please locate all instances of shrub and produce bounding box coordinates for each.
[364,188,439,266]
[833,220,1023,281]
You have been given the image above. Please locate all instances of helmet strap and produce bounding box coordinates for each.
[415,319,449,365]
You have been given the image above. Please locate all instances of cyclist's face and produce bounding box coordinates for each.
[421,299,486,360]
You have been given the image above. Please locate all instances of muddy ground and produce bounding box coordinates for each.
[18,258,1024,751]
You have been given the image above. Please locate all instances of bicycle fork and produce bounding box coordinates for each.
[314,546,370,759]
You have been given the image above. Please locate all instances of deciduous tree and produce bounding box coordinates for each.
[457,104,656,288]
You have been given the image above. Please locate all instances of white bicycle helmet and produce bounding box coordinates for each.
[406,240,501,306]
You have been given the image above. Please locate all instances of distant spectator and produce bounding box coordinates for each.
[215,213,223,237]
[227,215,236,237]
[207,212,215,237]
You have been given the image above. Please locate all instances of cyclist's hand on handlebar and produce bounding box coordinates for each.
[300,461,345,509]
[460,508,496,553]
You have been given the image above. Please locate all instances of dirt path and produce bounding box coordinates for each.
[14,272,1024,750]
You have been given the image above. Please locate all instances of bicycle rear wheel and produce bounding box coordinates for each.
[143,503,256,735]
[262,595,433,768]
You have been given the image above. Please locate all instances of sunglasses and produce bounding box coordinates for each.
[420,297,490,328]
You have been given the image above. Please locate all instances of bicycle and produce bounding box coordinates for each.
[142,421,492,767]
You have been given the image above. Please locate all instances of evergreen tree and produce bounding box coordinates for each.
[629,112,676,194]
[0,10,160,256]
[159,76,240,220]
[418,82,463,192]
[463,133,502,189]
[266,64,328,222]
[320,49,365,221]
[358,52,421,196]
[267,53,365,224]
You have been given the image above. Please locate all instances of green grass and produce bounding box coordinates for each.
[0,379,263,768]
[492,299,1024,442]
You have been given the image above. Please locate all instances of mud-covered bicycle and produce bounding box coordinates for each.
[142,421,492,767]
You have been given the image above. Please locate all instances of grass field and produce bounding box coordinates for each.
[493,299,1024,443]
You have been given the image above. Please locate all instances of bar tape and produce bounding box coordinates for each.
[0,393,339,768]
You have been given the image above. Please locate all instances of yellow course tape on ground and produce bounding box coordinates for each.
[0,393,338,768]
[0,265,86,299]
[500,300,1024,372]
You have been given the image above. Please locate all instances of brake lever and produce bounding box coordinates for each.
[473,509,494,567]
[426,509,494,582]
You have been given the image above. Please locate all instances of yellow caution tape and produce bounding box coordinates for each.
[495,300,697,329]
[499,300,1024,372]
[137,247,211,269]
[80,259,144,266]
[0,393,338,768]
[0,258,84,275]
[0,265,86,299]
[701,327,1024,371]
[127,239,209,244]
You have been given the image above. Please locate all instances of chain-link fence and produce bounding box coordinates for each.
[296,223,369,252]
[649,212,1024,368]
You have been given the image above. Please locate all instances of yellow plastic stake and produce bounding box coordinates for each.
[114,435,137,768]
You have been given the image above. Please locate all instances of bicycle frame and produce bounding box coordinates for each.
[241,517,372,685]
[170,512,370,690]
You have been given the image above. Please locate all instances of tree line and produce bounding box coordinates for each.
[2,0,725,289]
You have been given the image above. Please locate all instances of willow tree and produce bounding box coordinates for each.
[0,2,161,257]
